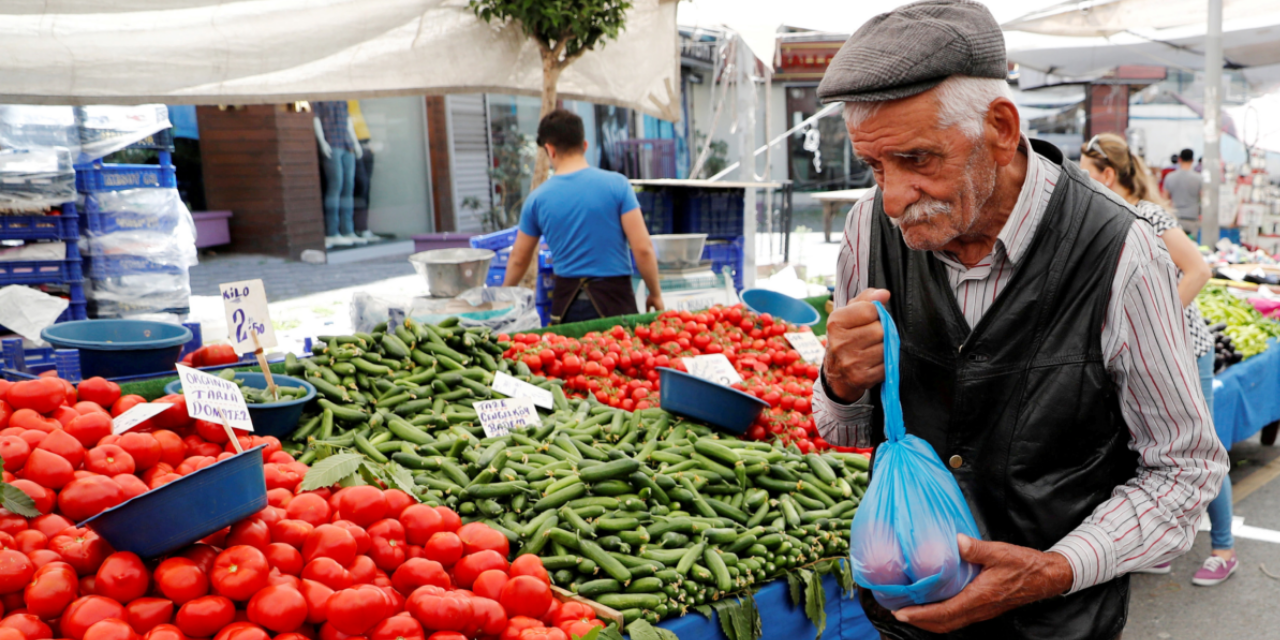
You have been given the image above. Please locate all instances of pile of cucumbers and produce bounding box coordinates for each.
[282,318,869,625]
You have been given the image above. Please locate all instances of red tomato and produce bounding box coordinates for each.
[367,613,424,640]
[508,555,549,585]
[285,494,331,527]
[117,433,162,472]
[467,596,508,637]
[124,598,174,634]
[298,579,334,625]
[174,595,235,639]
[113,474,148,501]
[517,628,567,640]
[7,379,65,415]
[1,612,54,640]
[329,521,370,556]
[154,558,208,605]
[14,528,48,554]
[456,523,508,558]
[390,559,450,595]
[0,437,29,473]
[500,617,544,640]
[149,396,192,431]
[470,570,508,601]
[210,546,270,601]
[421,533,462,569]
[452,550,508,589]
[82,618,139,640]
[303,525,357,567]
[94,552,149,604]
[85,445,135,476]
[337,487,387,528]
[23,448,75,490]
[151,431,186,467]
[58,476,126,522]
[380,490,414,520]
[498,576,552,619]
[398,506,445,547]
[301,558,353,592]
[66,413,114,449]
[143,624,187,640]
[325,586,390,635]
[0,550,33,594]
[24,562,78,618]
[60,595,127,640]
[226,518,272,551]
[30,513,71,538]
[265,543,304,576]
[247,584,308,633]
[76,379,121,412]
[404,587,471,633]
[271,520,315,550]
[48,528,111,576]
[9,478,53,515]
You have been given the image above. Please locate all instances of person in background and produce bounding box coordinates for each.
[503,109,664,323]
[313,100,364,249]
[1164,148,1202,238]
[1160,153,1178,191]
[1080,133,1235,586]
[348,100,378,242]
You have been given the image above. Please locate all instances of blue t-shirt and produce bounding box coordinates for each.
[518,167,640,278]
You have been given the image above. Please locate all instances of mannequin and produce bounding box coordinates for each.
[348,100,377,241]
[313,101,364,249]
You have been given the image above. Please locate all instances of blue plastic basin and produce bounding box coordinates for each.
[658,367,769,434]
[81,444,267,558]
[41,320,192,379]
[741,289,820,326]
[165,372,316,439]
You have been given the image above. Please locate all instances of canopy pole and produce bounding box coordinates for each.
[1203,0,1223,246]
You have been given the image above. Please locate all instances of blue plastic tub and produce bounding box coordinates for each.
[166,372,316,439]
[741,289,820,327]
[469,227,519,251]
[658,367,769,434]
[81,445,267,558]
[41,319,192,379]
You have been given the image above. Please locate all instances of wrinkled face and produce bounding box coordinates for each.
[847,93,998,251]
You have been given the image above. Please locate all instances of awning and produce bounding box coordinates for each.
[0,0,681,120]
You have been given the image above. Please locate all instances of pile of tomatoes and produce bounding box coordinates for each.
[500,304,835,453]
[0,374,590,640]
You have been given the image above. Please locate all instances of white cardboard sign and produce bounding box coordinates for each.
[111,402,172,434]
[175,365,254,431]
[475,398,541,438]
[785,332,826,365]
[681,354,743,386]
[220,279,277,355]
[492,372,554,410]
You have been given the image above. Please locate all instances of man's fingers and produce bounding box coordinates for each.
[957,534,1000,567]
[852,287,891,305]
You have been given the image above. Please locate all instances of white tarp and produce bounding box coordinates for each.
[0,0,681,120]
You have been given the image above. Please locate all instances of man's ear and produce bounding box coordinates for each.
[986,98,1021,167]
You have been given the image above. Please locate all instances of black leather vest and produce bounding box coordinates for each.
[859,140,1138,640]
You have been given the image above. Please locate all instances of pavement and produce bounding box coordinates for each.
[188,252,415,302]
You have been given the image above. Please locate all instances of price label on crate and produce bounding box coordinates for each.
[785,332,826,365]
[176,365,254,432]
[681,354,743,386]
[475,398,541,438]
[219,279,276,356]
[112,402,172,435]
[492,372,554,410]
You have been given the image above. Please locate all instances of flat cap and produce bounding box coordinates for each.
[816,0,1006,104]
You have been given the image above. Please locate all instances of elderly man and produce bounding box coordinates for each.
[813,1,1227,639]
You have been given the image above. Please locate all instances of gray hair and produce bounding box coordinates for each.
[842,75,1013,141]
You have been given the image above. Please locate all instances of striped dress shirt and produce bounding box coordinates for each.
[813,142,1229,593]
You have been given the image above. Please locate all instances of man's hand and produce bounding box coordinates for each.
[824,288,892,402]
[893,535,1074,634]
[646,291,665,312]
[319,140,333,159]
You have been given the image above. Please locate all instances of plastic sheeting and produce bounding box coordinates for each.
[1214,339,1280,446]
[0,0,682,121]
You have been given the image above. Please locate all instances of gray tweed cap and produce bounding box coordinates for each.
[816,0,1007,104]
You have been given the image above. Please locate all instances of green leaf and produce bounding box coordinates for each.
[786,572,804,607]
[712,599,741,640]
[572,627,602,640]
[298,452,365,491]
[625,620,661,640]
[598,626,625,640]
[383,463,420,499]
[836,559,856,598]
[804,569,828,638]
[0,484,39,518]
[693,605,714,620]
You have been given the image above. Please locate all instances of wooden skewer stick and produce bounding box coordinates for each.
[251,329,278,401]
[220,411,243,454]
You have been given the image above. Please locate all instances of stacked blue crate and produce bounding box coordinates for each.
[0,201,88,326]
[679,190,745,238]
[702,237,745,291]
[469,227,555,326]
[535,250,554,326]
[635,190,675,235]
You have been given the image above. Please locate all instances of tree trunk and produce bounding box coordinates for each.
[531,51,562,189]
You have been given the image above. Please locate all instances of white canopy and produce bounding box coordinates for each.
[0,0,681,120]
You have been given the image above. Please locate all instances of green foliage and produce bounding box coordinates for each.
[712,596,761,640]
[467,0,633,61]
[693,129,729,179]
[625,621,678,640]
[298,452,365,491]
[463,125,537,232]
[0,483,39,518]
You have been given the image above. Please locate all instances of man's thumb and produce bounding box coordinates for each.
[853,288,891,305]
[956,534,991,565]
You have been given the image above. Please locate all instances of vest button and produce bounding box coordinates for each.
[949,455,963,469]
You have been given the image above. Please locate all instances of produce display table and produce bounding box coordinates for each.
[657,574,877,640]
[1215,339,1280,445]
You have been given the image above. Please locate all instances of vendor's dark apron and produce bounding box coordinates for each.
[549,275,637,324]
[862,140,1138,640]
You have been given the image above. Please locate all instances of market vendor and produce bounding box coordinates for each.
[812,1,1227,638]
[502,109,664,323]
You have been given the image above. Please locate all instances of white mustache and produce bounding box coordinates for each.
[889,196,952,228]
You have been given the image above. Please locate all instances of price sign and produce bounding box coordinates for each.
[492,372,554,410]
[220,279,276,355]
[112,402,172,434]
[785,332,826,365]
[681,354,742,386]
[176,365,254,432]
[475,398,541,438]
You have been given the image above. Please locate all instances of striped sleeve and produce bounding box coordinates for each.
[813,195,877,448]
[1049,221,1229,593]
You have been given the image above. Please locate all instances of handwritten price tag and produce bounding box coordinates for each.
[681,354,743,386]
[176,365,254,432]
[219,279,276,356]
[785,332,825,365]
[492,372,554,410]
[475,398,542,438]
[112,402,172,434]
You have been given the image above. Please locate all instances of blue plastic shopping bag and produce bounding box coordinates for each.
[848,301,982,610]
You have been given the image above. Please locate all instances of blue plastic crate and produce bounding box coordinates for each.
[84,254,185,279]
[75,161,177,193]
[469,227,518,251]
[0,208,79,241]
[680,190,745,238]
[80,194,180,236]
[485,268,505,287]
[535,272,554,303]
[703,237,745,291]
[0,258,83,285]
[536,302,551,327]
[636,190,675,235]
[124,129,175,152]
[489,246,512,269]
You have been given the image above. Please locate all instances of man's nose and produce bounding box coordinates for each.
[879,167,918,218]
